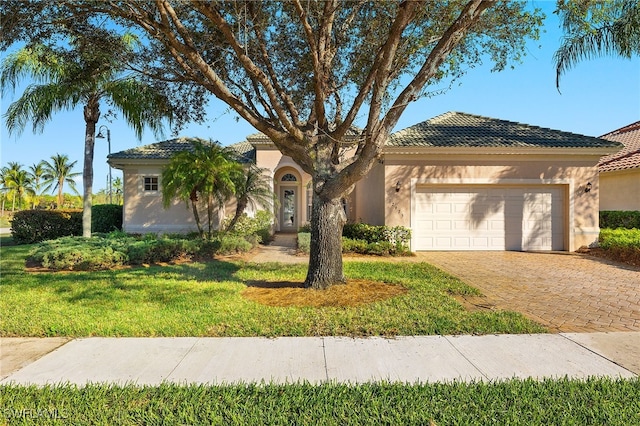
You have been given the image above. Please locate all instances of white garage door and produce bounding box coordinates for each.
[413,185,565,251]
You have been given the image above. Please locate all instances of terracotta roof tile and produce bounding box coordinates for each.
[599,122,640,172]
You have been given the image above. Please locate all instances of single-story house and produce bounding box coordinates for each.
[598,121,640,211]
[108,111,622,251]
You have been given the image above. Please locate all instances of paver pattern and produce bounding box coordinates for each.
[416,251,640,332]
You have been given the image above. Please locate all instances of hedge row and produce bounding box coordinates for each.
[28,233,255,271]
[297,223,412,256]
[600,211,640,229]
[11,205,123,244]
[598,228,640,266]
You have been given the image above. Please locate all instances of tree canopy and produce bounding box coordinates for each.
[555,0,640,89]
[1,1,544,288]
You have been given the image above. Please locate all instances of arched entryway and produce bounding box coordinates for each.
[275,169,301,232]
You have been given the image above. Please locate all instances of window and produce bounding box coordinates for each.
[281,173,297,182]
[143,176,159,191]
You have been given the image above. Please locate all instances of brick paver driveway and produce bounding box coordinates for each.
[417,252,640,332]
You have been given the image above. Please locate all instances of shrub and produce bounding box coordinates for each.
[29,236,128,271]
[11,210,82,244]
[600,211,640,229]
[92,204,123,233]
[342,238,368,254]
[343,223,411,254]
[598,228,640,266]
[126,238,197,264]
[223,210,273,243]
[297,232,311,253]
[216,235,254,254]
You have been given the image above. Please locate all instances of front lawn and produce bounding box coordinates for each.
[0,244,544,337]
[2,378,639,425]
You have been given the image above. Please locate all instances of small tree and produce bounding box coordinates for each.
[161,140,240,238]
[1,29,173,237]
[226,165,274,233]
[42,154,80,209]
[28,161,46,208]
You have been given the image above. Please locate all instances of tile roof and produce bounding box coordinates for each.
[108,137,255,163]
[387,111,622,149]
[598,122,640,172]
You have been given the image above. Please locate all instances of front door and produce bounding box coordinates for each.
[280,187,297,232]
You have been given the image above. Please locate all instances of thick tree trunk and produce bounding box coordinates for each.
[304,193,347,290]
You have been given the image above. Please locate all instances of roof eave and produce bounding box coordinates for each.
[382,146,621,156]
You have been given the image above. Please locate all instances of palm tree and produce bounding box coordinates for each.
[555,0,640,89]
[1,29,172,236]
[28,160,46,208]
[161,140,240,238]
[42,154,81,209]
[1,163,34,212]
[112,177,123,205]
[226,165,274,233]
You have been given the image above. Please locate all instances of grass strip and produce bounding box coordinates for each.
[1,378,639,425]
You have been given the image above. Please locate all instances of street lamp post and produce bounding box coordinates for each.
[96,125,112,204]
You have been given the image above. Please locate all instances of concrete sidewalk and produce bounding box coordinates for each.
[2,333,638,386]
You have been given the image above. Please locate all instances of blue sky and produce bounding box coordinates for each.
[1,2,639,195]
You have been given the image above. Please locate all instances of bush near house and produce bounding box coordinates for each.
[598,228,640,266]
[297,223,412,256]
[11,209,82,244]
[600,211,640,229]
[222,210,273,244]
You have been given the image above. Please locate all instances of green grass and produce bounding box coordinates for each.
[0,244,544,337]
[1,378,639,425]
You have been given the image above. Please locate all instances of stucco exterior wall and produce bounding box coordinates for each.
[599,169,640,211]
[382,153,602,251]
[122,167,198,234]
[353,162,385,225]
[122,166,242,234]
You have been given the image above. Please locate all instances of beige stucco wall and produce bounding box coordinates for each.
[122,166,242,234]
[122,167,198,234]
[599,169,640,211]
[379,153,602,251]
[352,162,385,225]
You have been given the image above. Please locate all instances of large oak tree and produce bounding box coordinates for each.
[2,1,543,289]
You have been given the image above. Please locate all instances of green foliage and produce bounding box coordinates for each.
[600,228,640,250]
[343,223,411,254]
[297,232,311,253]
[299,224,412,256]
[599,228,640,266]
[216,235,254,254]
[29,236,129,271]
[223,210,273,243]
[91,204,123,233]
[2,378,640,425]
[11,209,82,244]
[600,210,640,229]
[27,232,259,271]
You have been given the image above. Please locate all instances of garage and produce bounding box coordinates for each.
[413,185,566,251]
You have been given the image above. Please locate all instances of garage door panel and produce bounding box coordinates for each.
[414,185,565,251]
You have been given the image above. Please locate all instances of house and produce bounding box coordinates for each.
[108,111,622,251]
[598,121,640,211]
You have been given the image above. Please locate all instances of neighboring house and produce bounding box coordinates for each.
[598,121,640,211]
[108,111,622,251]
